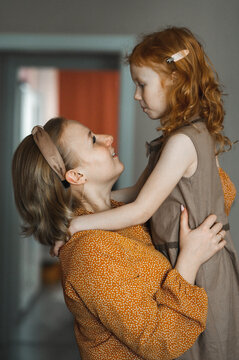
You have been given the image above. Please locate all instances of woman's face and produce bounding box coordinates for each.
[62,121,124,185]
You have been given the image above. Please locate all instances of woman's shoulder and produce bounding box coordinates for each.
[61,225,152,276]
[68,202,125,249]
[61,226,140,265]
[63,228,119,257]
[61,201,152,261]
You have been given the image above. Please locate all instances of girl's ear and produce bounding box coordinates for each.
[171,71,178,83]
[65,170,87,185]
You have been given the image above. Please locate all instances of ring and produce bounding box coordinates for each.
[217,232,223,241]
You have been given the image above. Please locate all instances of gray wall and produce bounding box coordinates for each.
[0,0,238,244]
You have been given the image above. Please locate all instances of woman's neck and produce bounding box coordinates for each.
[72,184,113,213]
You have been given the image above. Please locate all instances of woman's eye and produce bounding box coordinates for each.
[92,135,96,144]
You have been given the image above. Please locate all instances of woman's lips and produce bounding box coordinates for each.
[111,151,118,158]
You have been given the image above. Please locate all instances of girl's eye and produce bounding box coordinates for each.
[139,83,144,88]
[92,135,96,144]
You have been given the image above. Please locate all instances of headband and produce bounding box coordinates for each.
[31,125,70,188]
[166,49,189,64]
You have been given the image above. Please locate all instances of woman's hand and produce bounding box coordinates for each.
[175,206,226,284]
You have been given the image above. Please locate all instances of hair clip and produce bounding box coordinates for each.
[166,49,189,64]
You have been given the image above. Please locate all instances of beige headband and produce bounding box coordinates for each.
[31,125,70,188]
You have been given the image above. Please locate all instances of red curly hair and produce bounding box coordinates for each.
[128,27,232,153]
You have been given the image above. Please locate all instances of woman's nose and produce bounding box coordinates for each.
[99,134,113,147]
[134,87,142,101]
[105,135,113,147]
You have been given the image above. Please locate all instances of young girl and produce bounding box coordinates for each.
[68,27,239,359]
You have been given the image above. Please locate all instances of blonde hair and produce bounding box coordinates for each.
[12,117,78,246]
[128,27,233,153]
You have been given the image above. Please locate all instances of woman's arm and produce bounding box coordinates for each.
[70,133,197,233]
[70,210,225,360]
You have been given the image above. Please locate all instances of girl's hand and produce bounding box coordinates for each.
[49,216,83,257]
[175,206,226,284]
[50,240,65,257]
[69,216,83,236]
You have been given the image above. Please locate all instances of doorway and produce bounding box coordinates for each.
[0,34,135,360]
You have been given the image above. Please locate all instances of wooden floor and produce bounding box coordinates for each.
[2,283,80,360]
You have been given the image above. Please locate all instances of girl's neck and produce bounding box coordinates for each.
[160,112,200,125]
[187,113,201,122]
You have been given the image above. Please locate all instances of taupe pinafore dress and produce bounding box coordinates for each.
[146,120,239,360]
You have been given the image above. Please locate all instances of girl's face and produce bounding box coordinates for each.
[63,121,124,185]
[130,64,173,120]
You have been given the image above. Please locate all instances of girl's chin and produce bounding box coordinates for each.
[148,112,167,122]
[147,113,160,120]
[143,109,160,120]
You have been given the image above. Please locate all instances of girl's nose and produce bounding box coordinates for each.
[134,87,142,101]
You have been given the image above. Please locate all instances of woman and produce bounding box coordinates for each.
[12,117,226,360]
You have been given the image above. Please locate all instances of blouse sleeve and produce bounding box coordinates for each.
[69,230,208,360]
[218,167,236,216]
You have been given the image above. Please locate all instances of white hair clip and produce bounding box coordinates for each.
[166,49,189,64]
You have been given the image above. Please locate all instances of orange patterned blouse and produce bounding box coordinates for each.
[59,203,208,360]
[218,167,236,216]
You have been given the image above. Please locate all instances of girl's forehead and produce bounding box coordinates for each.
[130,64,158,79]
[131,64,147,75]
[130,64,145,71]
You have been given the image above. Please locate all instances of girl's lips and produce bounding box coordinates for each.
[140,104,148,112]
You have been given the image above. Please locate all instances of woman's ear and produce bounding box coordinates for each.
[65,170,87,185]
